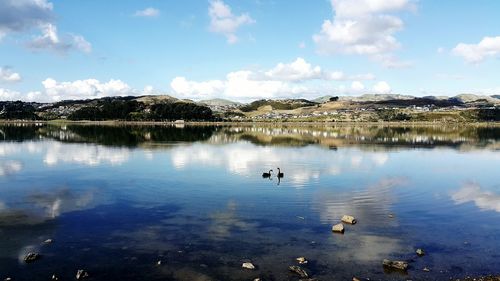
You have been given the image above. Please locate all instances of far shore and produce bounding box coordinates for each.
[1,119,500,127]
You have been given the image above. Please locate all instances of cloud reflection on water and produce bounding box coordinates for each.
[452,182,500,212]
[171,143,390,187]
[0,160,22,176]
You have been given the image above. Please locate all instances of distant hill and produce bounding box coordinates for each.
[240,99,317,112]
[198,98,242,107]
[1,95,215,121]
[313,96,334,103]
[453,94,500,104]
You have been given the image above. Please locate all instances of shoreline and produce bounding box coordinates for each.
[1,119,500,127]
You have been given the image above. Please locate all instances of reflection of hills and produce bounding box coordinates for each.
[0,123,499,150]
[216,125,500,150]
[0,124,217,147]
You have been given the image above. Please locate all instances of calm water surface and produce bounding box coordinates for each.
[0,124,499,281]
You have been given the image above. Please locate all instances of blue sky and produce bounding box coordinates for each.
[1,0,500,102]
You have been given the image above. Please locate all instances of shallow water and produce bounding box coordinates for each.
[0,123,499,281]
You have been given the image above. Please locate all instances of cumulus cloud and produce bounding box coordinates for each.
[0,0,53,39]
[452,36,500,64]
[0,67,21,82]
[134,7,160,18]
[1,77,161,102]
[171,57,379,100]
[0,88,23,101]
[313,0,414,67]
[265,58,375,82]
[40,78,132,101]
[26,23,92,54]
[372,81,392,94]
[208,0,255,44]
[171,71,302,101]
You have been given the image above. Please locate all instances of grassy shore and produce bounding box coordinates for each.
[1,119,499,128]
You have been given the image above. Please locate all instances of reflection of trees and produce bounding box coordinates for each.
[0,124,217,147]
[0,123,499,150]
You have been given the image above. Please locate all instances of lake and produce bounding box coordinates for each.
[0,123,499,281]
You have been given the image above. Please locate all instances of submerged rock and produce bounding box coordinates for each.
[289,265,309,278]
[416,248,425,256]
[353,278,361,281]
[76,270,89,280]
[242,262,256,270]
[341,215,357,224]
[23,252,40,263]
[296,256,308,264]
[383,259,408,271]
[44,239,53,244]
[332,223,345,233]
[423,267,430,272]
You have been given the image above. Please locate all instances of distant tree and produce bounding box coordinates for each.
[0,101,39,120]
[329,96,339,102]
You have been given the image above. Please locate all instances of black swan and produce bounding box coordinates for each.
[277,167,284,178]
[262,169,273,178]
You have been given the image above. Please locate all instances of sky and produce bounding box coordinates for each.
[0,0,500,103]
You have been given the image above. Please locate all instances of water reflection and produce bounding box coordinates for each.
[452,182,500,212]
[0,123,499,150]
[0,123,499,280]
[0,160,22,176]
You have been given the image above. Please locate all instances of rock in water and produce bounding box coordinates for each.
[332,223,345,233]
[341,215,357,224]
[296,256,308,264]
[76,270,89,280]
[23,252,40,263]
[423,267,430,272]
[416,248,425,256]
[289,265,309,278]
[242,262,256,270]
[44,239,53,244]
[383,259,408,271]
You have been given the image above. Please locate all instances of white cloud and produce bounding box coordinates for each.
[351,81,365,91]
[41,78,132,101]
[313,0,414,67]
[171,71,302,101]
[171,57,378,100]
[298,41,306,49]
[208,0,255,44]
[27,23,92,54]
[0,88,22,101]
[265,58,322,82]
[451,182,500,212]
[134,7,160,18]
[265,58,375,82]
[0,67,21,82]
[372,81,392,94]
[452,36,500,64]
